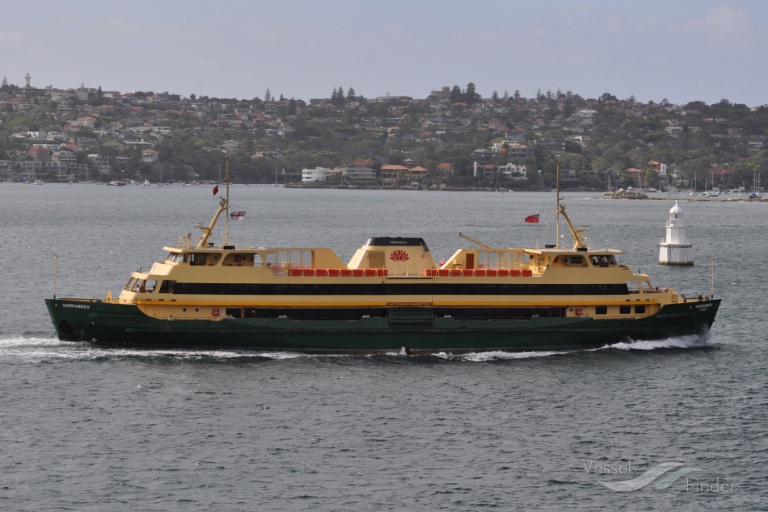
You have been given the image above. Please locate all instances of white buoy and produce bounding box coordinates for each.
[659,200,693,265]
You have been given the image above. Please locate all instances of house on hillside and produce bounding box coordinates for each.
[436,162,453,178]
[497,163,527,180]
[341,166,376,184]
[380,164,409,186]
[706,166,732,188]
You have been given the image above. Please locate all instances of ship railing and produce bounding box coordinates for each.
[284,268,388,277]
[421,268,534,277]
[177,234,193,249]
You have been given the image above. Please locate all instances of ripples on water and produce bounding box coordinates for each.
[0,185,765,510]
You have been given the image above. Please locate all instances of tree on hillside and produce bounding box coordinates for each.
[466,82,478,103]
[449,85,462,103]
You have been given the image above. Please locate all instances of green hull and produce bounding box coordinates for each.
[45,298,720,354]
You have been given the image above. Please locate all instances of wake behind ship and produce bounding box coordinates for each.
[45,159,720,354]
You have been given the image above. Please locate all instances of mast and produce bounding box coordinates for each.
[54,255,58,299]
[554,160,587,250]
[224,156,230,246]
[555,160,561,248]
[195,156,230,248]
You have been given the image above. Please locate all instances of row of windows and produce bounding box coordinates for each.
[170,250,314,268]
[594,305,646,315]
[170,282,629,296]
[221,307,566,321]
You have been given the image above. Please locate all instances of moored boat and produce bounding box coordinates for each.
[45,159,720,353]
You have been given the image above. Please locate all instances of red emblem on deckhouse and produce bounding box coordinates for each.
[390,249,410,262]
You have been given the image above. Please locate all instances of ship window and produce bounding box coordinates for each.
[189,253,206,266]
[158,280,175,293]
[595,306,607,315]
[223,253,256,267]
[635,305,646,314]
[265,250,313,272]
[477,251,499,269]
[166,253,183,263]
[226,308,242,318]
[124,277,138,291]
[188,252,220,266]
[476,250,526,270]
[620,305,631,314]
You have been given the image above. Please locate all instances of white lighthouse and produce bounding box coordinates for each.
[659,200,693,265]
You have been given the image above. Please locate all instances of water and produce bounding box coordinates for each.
[0,184,765,510]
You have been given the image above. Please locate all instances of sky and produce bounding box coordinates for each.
[2,0,768,106]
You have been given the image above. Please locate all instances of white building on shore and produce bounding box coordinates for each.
[302,167,327,182]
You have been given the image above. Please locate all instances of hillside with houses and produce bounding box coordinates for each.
[1,76,767,192]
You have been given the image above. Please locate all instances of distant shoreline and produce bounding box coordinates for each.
[7,180,765,202]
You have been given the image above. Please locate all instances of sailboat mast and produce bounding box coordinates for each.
[555,160,561,248]
[224,156,230,246]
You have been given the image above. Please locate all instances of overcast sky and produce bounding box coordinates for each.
[3,0,767,106]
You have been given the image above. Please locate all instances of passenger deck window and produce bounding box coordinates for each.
[189,252,220,266]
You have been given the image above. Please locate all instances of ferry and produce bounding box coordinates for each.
[45,159,720,354]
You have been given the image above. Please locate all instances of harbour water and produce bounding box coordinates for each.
[0,184,765,510]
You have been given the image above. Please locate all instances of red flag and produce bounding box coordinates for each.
[213,185,219,196]
[525,214,539,224]
[230,211,245,220]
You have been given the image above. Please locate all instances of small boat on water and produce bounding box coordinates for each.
[45,159,720,353]
[33,179,44,185]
